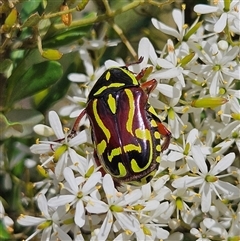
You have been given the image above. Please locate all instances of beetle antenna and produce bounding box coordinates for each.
[125,56,144,68]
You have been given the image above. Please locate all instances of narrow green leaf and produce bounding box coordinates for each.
[43,25,91,48]
[9,61,63,104]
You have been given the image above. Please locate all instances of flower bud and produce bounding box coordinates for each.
[54,145,67,161]
[60,4,72,26]
[191,97,228,108]
[231,113,240,121]
[37,220,52,229]
[110,205,123,212]
[180,52,195,67]
[42,49,63,60]
[37,165,49,178]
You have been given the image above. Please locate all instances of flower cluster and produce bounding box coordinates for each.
[14,2,240,241]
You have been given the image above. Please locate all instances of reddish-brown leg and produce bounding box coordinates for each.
[157,122,171,151]
[141,78,171,151]
[71,109,86,134]
[140,79,157,95]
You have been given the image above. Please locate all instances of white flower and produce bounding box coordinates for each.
[18,193,71,241]
[152,6,190,41]
[153,39,186,87]
[0,200,14,233]
[194,1,240,34]
[172,145,240,212]
[189,41,240,96]
[165,188,200,224]
[86,174,141,240]
[190,221,215,241]
[203,217,240,240]
[48,167,101,228]
[31,111,88,180]
[220,98,240,153]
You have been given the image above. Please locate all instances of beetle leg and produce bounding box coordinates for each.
[157,122,171,152]
[71,109,86,134]
[140,79,157,95]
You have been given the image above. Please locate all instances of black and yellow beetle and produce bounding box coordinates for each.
[73,57,171,185]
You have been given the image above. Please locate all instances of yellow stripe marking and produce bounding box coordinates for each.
[154,131,160,139]
[108,147,122,162]
[107,94,117,114]
[125,89,134,135]
[96,140,107,155]
[156,144,161,152]
[118,162,127,177]
[92,99,111,142]
[150,120,158,127]
[148,105,158,115]
[131,159,144,173]
[156,156,161,163]
[106,71,111,80]
[123,144,141,153]
[94,83,125,96]
[135,128,153,168]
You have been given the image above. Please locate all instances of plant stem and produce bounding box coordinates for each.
[54,0,145,30]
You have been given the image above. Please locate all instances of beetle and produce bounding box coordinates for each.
[73,57,171,185]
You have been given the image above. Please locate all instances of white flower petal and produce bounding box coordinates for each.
[69,130,88,147]
[152,18,180,39]
[48,111,64,139]
[17,215,44,226]
[152,67,182,79]
[214,12,227,33]
[64,167,78,193]
[82,172,101,194]
[156,84,179,98]
[211,153,235,175]
[33,124,54,137]
[97,211,113,240]
[103,174,116,203]
[214,180,240,199]
[115,212,139,232]
[86,198,109,214]
[68,73,88,83]
[172,9,183,33]
[54,224,73,240]
[138,37,151,65]
[48,195,75,207]
[194,4,218,14]
[167,151,184,162]
[30,144,52,154]
[37,193,50,218]
[41,226,52,241]
[172,176,203,188]
[157,58,174,68]
[75,200,85,227]
[191,145,208,174]
[201,183,211,212]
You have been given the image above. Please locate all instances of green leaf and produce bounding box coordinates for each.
[21,12,41,28]
[44,0,63,13]
[36,58,77,112]
[8,61,63,104]
[0,220,10,240]
[0,59,12,74]
[0,110,44,140]
[43,25,91,48]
